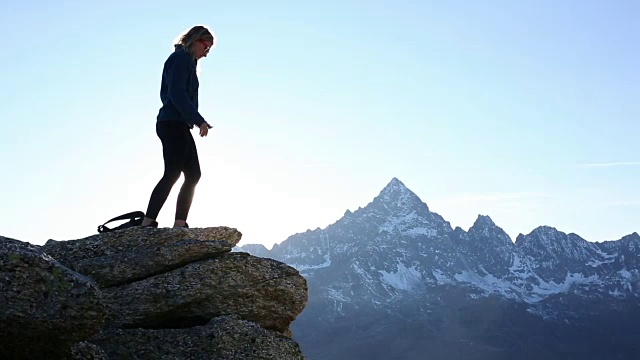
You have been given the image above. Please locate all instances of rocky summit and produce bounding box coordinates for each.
[1,226,308,359]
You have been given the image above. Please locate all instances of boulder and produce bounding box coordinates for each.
[69,342,108,360]
[0,236,106,358]
[41,227,241,288]
[2,226,309,358]
[103,252,308,333]
[91,315,306,359]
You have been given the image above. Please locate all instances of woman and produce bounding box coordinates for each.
[141,25,215,229]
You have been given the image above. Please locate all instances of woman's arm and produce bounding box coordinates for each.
[166,54,207,127]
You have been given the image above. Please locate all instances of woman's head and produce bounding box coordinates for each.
[174,25,215,59]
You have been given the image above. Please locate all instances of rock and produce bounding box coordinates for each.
[41,227,241,288]
[103,252,308,333]
[91,315,306,360]
[42,226,242,262]
[2,227,309,358]
[0,236,106,358]
[61,239,232,289]
[69,342,108,360]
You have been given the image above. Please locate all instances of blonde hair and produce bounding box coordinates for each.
[174,25,215,57]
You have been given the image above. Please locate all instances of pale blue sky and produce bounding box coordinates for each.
[1,0,638,247]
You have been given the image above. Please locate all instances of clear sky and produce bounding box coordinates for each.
[1,0,638,248]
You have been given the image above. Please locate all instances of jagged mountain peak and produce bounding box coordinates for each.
[621,232,640,242]
[530,225,560,236]
[613,232,640,252]
[235,243,271,257]
[372,178,428,213]
[379,177,411,199]
[471,214,496,228]
[513,226,602,277]
[468,214,510,241]
[516,226,589,247]
[383,177,405,189]
[464,214,513,256]
[515,226,561,246]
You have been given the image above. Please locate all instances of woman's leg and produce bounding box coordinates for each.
[174,131,201,224]
[144,122,190,224]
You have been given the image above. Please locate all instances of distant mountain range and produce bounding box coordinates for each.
[239,178,640,360]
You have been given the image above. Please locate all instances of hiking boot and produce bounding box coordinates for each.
[141,220,158,228]
[174,223,189,229]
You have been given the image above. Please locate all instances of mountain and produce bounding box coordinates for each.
[239,178,640,360]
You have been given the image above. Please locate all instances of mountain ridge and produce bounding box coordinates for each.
[240,178,639,304]
[237,177,640,359]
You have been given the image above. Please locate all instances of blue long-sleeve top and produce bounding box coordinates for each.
[156,45,206,128]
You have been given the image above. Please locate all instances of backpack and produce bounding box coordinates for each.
[97,211,145,233]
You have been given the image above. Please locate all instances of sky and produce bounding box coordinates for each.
[1,0,638,248]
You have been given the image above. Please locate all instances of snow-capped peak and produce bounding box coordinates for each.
[373,178,428,213]
[379,177,411,198]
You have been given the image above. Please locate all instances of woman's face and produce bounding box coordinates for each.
[195,39,214,59]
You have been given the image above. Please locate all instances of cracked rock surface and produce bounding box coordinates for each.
[42,227,306,335]
[103,252,307,333]
[91,315,305,359]
[0,226,309,358]
[41,227,242,288]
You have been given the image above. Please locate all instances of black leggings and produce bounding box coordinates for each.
[145,121,201,221]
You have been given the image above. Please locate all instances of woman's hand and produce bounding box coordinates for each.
[199,122,212,137]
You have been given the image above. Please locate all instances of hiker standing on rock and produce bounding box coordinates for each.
[141,25,215,229]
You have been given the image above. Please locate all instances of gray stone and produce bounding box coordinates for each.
[1,226,309,358]
[70,341,108,360]
[41,227,241,288]
[0,236,106,358]
[91,315,306,360]
[103,252,307,334]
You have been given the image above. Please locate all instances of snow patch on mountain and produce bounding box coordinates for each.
[609,288,626,298]
[454,270,602,303]
[509,253,524,272]
[327,288,351,302]
[595,248,617,259]
[587,257,616,267]
[619,269,633,279]
[454,271,522,300]
[617,269,640,292]
[379,261,422,291]
[291,254,332,273]
[405,227,438,237]
[432,269,452,285]
[379,211,424,234]
[352,262,377,284]
[587,248,617,267]
[529,273,600,299]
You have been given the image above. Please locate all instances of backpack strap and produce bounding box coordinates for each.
[97,211,145,233]
[103,211,145,224]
